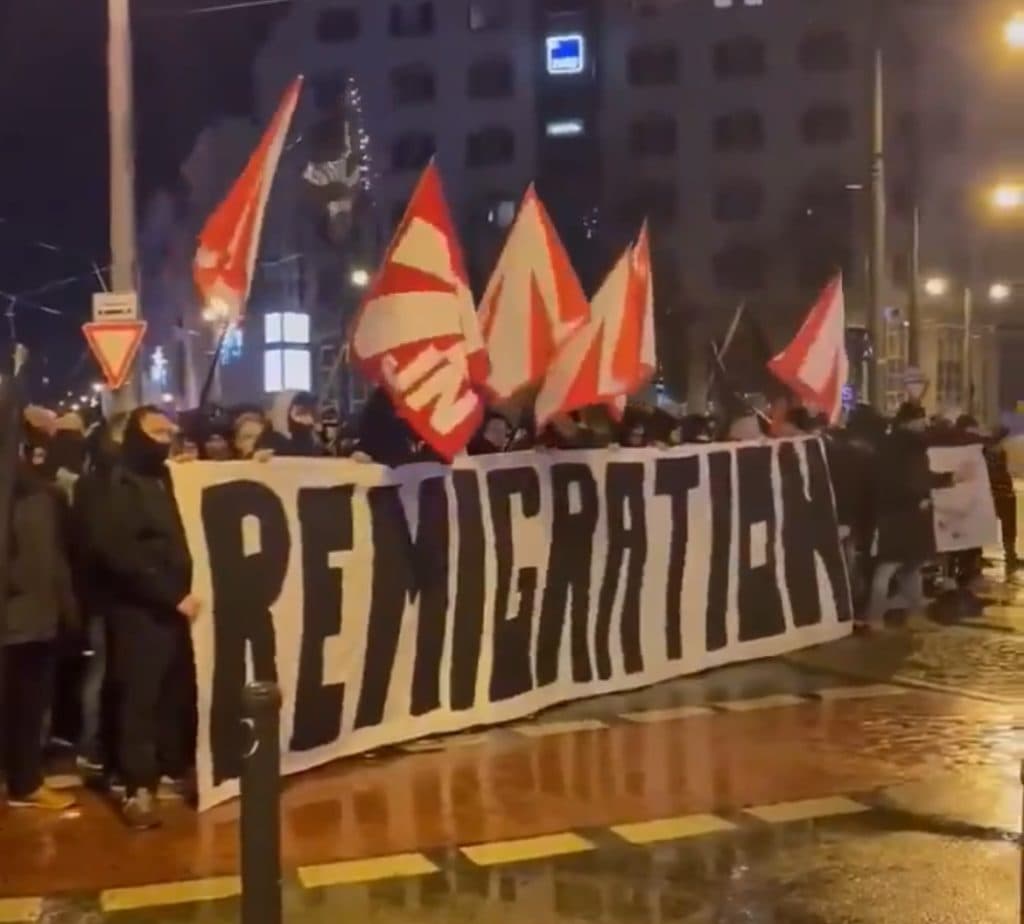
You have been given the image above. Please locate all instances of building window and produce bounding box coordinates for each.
[391,63,436,106]
[468,0,504,30]
[801,104,851,144]
[391,132,436,171]
[263,312,311,393]
[546,118,585,137]
[311,71,348,110]
[488,197,517,228]
[315,7,360,42]
[627,43,679,86]
[713,109,764,151]
[713,243,765,290]
[713,36,765,78]
[618,181,679,227]
[714,177,764,221]
[466,126,516,167]
[798,30,851,72]
[936,326,963,410]
[714,0,765,6]
[629,115,678,157]
[467,56,515,99]
[389,2,434,37]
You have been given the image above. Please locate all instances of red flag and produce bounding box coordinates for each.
[194,77,302,323]
[349,161,487,460]
[478,185,589,400]
[535,229,656,427]
[767,273,849,423]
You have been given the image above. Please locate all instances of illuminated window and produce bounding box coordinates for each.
[546,118,584,137]
[264,312,311,393]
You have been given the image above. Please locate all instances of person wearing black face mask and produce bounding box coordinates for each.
[262,390,325,457]
[91,406,197,829]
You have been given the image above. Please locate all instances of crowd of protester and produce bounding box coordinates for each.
[0,386,1016,829]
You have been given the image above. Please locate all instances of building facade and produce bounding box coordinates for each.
[152,0,1020,417]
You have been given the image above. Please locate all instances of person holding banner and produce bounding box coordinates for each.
[91,406,198,830]
[863,403,967,628]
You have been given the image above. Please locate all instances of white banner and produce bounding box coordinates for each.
[928,444,999,553]
[171,438,853,810]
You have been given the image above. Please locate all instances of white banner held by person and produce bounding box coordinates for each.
[928,444,999,553]
[171,438,854,810]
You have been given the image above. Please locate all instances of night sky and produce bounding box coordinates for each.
[0,0,285,392]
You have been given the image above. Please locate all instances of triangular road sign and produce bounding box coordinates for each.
[82,320,147,390]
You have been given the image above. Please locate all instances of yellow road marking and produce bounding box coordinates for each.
[717,694,808,712]
[0,898,41,923]
[746,796,870,824]
[462,833,594,866]
[612,813,736,844]
[101,876,241,912]
[623,705,714,723]
[299,853,439,888]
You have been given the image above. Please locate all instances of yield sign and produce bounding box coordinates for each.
[82,321,147,390]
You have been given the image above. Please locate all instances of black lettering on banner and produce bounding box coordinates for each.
[290,486,354,752]
[736,445,786,641]
[705,451,733,652]
[488,467,540,702]
[449,470,486,711]
[537,464,599,687]
[355,478,450,729]
[595,463,647,680]
[654,456,700,661]
[201,481,290,785]
[778,440,853,625]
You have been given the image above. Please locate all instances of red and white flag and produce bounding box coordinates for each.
[194,77,302,324]
[767,273,849,423]
[478,185,589,400]
[349,161,487,460]
[535,229,657,426]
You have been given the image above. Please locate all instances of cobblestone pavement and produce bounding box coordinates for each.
[4,578,1024,922]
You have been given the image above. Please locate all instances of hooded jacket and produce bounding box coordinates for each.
[261,391,324,457]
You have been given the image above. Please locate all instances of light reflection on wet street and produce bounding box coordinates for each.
[5,595,1024,923]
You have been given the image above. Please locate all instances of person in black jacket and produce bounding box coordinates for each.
[72,413,127,779]
[2,454,79,810]
[92,406,197,829]
[862,403,964,627]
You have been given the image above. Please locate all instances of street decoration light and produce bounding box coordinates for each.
[350,268,370,288]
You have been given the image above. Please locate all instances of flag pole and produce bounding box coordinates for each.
[198,324,229,410]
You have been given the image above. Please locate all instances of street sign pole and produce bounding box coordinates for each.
[108,0,140,412]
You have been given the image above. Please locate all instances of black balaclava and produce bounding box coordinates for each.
[288,392,319,453]
[121,406,171,476]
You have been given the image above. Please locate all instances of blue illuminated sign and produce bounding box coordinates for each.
[546,33,585,75]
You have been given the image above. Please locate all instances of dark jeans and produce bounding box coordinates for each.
[109,611,196,796]
[995,494,1018,561]
[2,642,56,799]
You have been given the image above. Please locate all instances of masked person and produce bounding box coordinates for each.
[468,411,511,456]
[862,403,967,628]
[2,444,79,811]
[92,406,197,829]
[72,413,128,780]
[263,391,324,457]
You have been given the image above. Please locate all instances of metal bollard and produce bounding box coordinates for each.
[241,682,283,924]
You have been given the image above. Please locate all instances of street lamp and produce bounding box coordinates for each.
[991,183,1024,211]
[990,281,1012,303]
[924,276,950,297]
[1005,13,1024,49]
[350,268,370,288]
